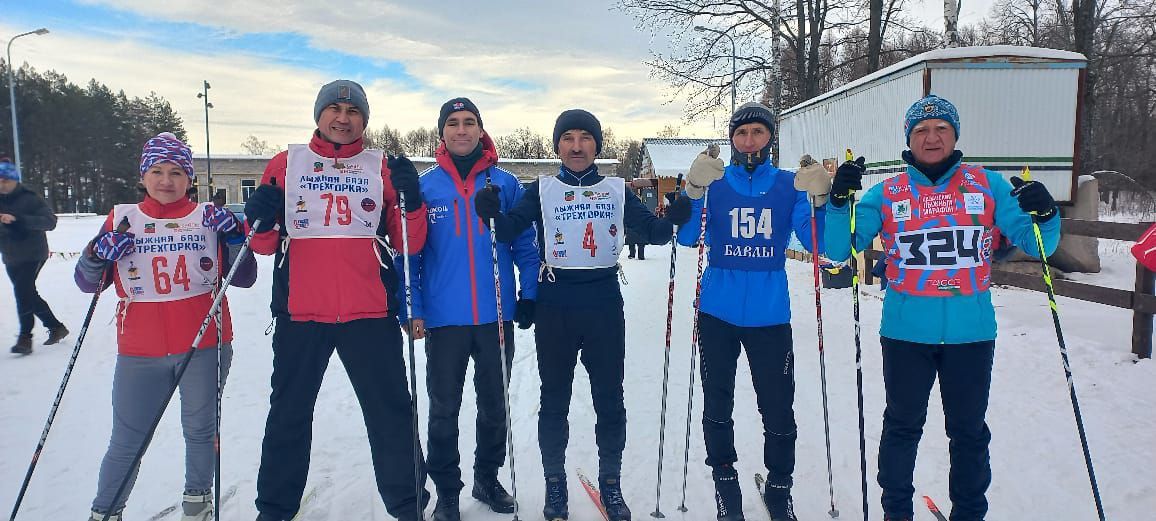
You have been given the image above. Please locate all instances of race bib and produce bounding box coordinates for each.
[893,225,986,270]
[539,176,626,268]
[113,203,220,302]
[285,145,384,238]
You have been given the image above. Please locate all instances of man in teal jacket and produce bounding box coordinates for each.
[824,95,1061,521]
[399,97,538,521]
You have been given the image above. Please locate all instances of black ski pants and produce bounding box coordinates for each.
[256,317,428,520]
[877,337,994,521]
[6,260,62,336]
[535,303,627,479]
[698,312,797,488]
[425,322,514,494]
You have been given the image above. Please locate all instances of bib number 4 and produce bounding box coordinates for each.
[582,222,598,257]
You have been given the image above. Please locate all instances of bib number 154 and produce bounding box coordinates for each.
[728,207,772,239]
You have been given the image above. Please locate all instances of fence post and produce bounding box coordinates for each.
[1132,262,1153,359]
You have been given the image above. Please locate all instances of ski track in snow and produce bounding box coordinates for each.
[1,216,1153,520]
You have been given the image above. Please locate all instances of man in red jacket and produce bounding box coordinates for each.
[244,79,430,521]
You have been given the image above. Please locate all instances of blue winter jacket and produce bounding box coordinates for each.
[399,136,538,328]
[676,160,823,327]
[824,158,1061,344]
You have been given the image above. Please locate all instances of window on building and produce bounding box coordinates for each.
[242,179,256,201]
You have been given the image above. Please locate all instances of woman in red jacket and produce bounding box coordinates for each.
[75,133,257,521]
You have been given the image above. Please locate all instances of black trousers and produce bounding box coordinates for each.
[535,303,626,479]
[877,337,994,521]
[697,312,797,487]
[256,317,428,519]
[627,243,645,259]
[425,322,514,494]
[5,260,62,336]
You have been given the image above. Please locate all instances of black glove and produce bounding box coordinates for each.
[244,182,283,233]
[664,193,692,226]
[830,157,866,207]
[474,185,502,221]
[1010,176,1057,221]
[387,155,423,212]
[514,298,535,329]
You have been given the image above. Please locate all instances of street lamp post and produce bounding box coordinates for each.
[196,81,213,202]
[694,25,737,116]
[6,27,49,179]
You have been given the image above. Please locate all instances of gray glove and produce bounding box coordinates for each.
[795,155,832,207]
[685,151,725,199]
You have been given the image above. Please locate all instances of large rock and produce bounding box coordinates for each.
[1049,176,1101,273]
[998,175,1101,273]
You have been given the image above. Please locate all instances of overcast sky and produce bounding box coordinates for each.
[4,0,998,154]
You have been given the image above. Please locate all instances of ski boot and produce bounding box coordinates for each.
[88,511,121,521]
[45,324,70,345]
[432,491,460,521]
[762,480,798,521]
[11,334,32,354]
[543,474,568,520]
[182,490,213,521]
[713,465,745,521]
[599,476,631,521]
[472,474,516,513]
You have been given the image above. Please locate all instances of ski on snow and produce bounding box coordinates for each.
[753,473,774,520]
[147,484,238,521]
[922,495,948,521]
[575,468,609,521]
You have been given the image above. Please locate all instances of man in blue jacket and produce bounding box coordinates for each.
[824,95,1061,521]
[474,109,692,521]
[677,102,828,521]
[399,97,539,521]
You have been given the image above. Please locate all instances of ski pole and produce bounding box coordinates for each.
[397,191,426,521]
[677,187,709,512]
[102,219,261,518]
[484,172,521,521]
[212,202,227,521]
[8,218,127,521]
[846,148,869,521]
[651,174,684,519]
[1021,166,1106,521]
[801,156,839,519]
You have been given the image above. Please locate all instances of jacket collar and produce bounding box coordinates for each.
[435,132,499,180]
[139,195,197,218]
[309,130,366,159]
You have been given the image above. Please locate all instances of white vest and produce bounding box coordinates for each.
[284,145,385,238]
[112,203,219,303]
[539,176,626,269]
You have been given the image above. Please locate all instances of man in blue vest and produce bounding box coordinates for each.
[824,95,1060,521]
[399,97,539,521]
[474,109,693,521]
[678,101,829,521]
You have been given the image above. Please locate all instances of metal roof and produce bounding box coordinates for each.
[641,138,732,178]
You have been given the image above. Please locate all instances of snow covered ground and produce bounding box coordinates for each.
[1,215,1154,520]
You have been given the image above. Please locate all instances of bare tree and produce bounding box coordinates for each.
[239,135,277,155]
[364,124,404,155]
[402,127,440,157]
[495,127,553,159]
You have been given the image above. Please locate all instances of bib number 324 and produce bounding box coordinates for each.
[895,225,985,269]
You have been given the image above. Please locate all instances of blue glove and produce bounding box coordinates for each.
[203,204,239,233]
[94,231,135,261]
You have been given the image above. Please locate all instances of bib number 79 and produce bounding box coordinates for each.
[320,193,352,226]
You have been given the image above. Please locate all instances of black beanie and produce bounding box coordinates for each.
[729,101,775,138]
[438,97,483,137]
[553,109,603,155]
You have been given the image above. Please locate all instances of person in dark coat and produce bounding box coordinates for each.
[625,220,646,259]
[0,156,68,354]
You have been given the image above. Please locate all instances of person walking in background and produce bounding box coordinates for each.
[75,133,256,521]
[0,156,68,355]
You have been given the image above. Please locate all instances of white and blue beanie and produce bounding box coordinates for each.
[0,157,18,182]
[904,95,960,145]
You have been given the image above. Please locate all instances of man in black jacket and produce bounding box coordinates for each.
[475,109,692,521]
[0,157,68,354]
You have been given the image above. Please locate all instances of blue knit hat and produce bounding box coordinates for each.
[904,95,960,145]
[314,79,370,123]
[139,132,194,179]
[0,157,19,182]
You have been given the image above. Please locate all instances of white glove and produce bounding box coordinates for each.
[795,154,832,207]
[685,152,725,199]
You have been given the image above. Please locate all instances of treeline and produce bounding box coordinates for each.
[0,61,186,213]
[623,0,1155,186]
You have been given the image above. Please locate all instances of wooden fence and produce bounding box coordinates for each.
[842,218,1153,358]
